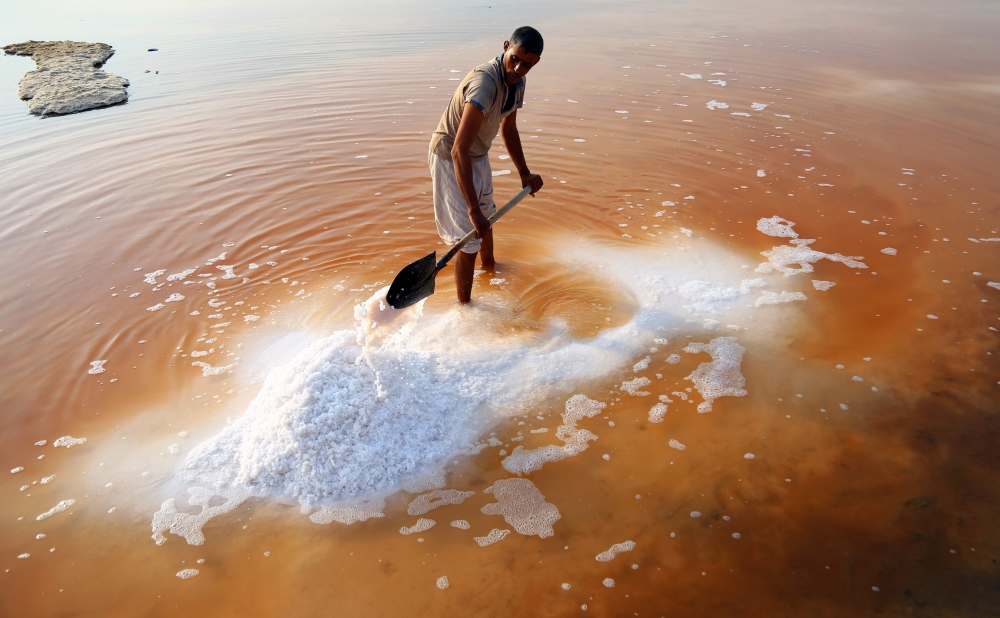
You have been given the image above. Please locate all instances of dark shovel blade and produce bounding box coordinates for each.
[386,252,438,309]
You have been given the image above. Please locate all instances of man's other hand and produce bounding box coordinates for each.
[521,173,544,195]
[470,208,492,239]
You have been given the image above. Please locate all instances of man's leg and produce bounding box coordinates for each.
[455,249,478,303]
[479,228,495,270]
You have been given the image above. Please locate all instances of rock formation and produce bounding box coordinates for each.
[3,40,129,116]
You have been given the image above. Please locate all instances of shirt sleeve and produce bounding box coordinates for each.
[463,72,497,113]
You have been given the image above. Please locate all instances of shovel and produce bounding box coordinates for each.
[386,185,533,309]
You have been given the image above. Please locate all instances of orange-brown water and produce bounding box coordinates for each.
[2,0,999,616]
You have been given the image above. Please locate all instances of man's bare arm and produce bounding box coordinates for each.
[501,110,543,195]
[451,102,491,239]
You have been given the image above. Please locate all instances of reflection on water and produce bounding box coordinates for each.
[2,0,999,615]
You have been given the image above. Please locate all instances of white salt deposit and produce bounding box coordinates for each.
[408,489,476,516]
[436,576,449,589]
[53,436,87,448]
[36,499,75,521]
[450,520,471,529]
[755,291,807,306]
[620,377,652,396]
[668,439,686,450]
[503,395,606,475]
[176,569,199,579]
[400,518,436,535]
[596,540,635,562]
[812,280,836,291]
[881,248,897,256]
[168,444,180,455]
[648,403,667,423]
[474,528,510,547]
[481,478,560,538]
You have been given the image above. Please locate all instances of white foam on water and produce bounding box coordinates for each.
[633,356,651,372]
[683,337,747,413]
[167,269,197,282]
[191,361,233,377]
[87,360,107,375]
[152,487,253,545]
[744,453,755,459]
[751,102,769,110]
[649,403,667,423]
[681,73,702,79]
[988,282,1000,291]
[481,478,560,538]
[11,467,24,473]
[812,280,836,291]
[144,270,165,285]
[168,444,180,455]
[755,291,807,306]
[679,279,765,314]
[450,519,470,529]
[53,436,87,448]
[399,518,436,535]
[502,395,606,475]
[690,511,702,518]
[36,499,75,521]
[436,576,449,589]
[666,354,681,364]
[757,169,767,177]
[603,578,615,587]
[596,540,635,562]
[176,569,199,579]
[164,293,185,303]
[756,216,798,238]
[408,489,476,516]
[730,112,751,117]
[668,439,685,450]
[474,528,510,547]
[620,377,652,396]
[706,100,729,110]
[309,496,386,525]
[881,248,897,256]
[147,304,165,312]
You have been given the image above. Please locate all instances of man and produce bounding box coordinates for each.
[428,26,545,303]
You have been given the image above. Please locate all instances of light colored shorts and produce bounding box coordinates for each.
[429,150,496,254]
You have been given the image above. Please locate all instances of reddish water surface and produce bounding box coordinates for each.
[2,0,999,616]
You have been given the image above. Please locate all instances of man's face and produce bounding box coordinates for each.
[501,41,540,85]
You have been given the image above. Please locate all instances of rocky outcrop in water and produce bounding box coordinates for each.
[3,41,129,116]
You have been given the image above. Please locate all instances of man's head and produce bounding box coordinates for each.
[502,26,543,85]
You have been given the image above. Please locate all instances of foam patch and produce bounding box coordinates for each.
[481,478,560,538]
[400,518,436,535]
[755,218,867,275]
[151,487,253,545]
[36,499,75,521]
[755,291,807,306]
[683,337,748,413]
[502,395,606,475]
[596,540,635,562]
[648,403,667,423]
[408,489,476,516]
[474,528,510,547]
[53,436,87,448]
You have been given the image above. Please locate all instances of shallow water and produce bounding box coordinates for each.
[2,0,999,615]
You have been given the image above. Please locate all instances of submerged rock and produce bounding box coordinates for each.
[3,40,129,116]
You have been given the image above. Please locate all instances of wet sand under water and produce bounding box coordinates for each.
[1,0,999,615]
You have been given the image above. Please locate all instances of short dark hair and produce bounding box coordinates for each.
[510,26,543,56]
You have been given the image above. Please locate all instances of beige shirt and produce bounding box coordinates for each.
[429,55,525,161]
